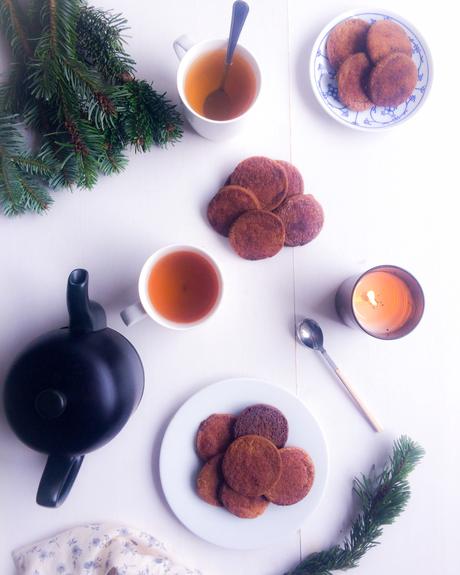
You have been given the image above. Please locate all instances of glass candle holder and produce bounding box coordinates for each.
[335,265,425,340]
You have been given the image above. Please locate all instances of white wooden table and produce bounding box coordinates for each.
[0,1,458,573]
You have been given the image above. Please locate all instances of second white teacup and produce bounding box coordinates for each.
[121,245,223,330]
[173,35,261,140]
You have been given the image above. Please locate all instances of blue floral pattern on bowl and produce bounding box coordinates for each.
[310,11,432,130]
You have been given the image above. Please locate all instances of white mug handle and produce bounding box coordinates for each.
[173,34,195,60]
[121,301,147,327]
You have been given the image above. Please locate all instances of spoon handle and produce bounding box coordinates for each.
[226,1,249,65]
[321,350,383,433]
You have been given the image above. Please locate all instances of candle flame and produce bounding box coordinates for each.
[367,290,378,307]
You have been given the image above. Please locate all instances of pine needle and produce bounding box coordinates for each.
[0,0,183,216]
[286,436,424,575]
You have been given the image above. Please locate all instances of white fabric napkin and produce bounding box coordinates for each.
[12,522,203,575]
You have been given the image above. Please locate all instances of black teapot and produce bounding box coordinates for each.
[3,269,144,508]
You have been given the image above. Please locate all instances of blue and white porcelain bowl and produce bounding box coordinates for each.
[310,10,433,131]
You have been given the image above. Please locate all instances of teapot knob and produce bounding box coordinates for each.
[35,389,67,419]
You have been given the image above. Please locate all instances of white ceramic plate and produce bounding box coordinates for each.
[310,9,433,130]
[159,378,328,549]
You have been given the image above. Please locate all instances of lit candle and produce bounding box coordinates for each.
[335,266,424,339]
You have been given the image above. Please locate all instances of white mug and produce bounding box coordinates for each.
[120,245,223,330]
[173,35,261,140]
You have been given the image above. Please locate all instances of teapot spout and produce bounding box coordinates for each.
[67,269,106,333]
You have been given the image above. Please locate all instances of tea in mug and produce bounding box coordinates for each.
[147,251,220,323]
[184,48,257,120]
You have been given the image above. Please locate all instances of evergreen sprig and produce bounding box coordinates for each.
[0,114,53,215]
[0,0,183,216]
[0,0,33,58]
[76,4,135,82]
[287,436,424,575]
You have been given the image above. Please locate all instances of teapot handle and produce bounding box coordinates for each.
[36,454,84,507]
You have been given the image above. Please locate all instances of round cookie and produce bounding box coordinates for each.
[276,161,304,197]
[229,156,287,210]
[196,454,224,507]
[196,413,237,461]
[326,19,370,70]
[265,447,315,505]
[337,52,372,112]
[220,483,269,518]
[274,194,324,247]
[228,210,285,260]
[234,404,288,448]
[207,185,261,237]
[368,52,417,107]
[366,20,412,64]
[222,435,282,497]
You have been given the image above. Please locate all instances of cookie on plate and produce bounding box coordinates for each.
[196,413,237,461]
[366,19,412,64]
[229,156,287,211]
[207,185,261,237]
[274,194,324,247]
[220,483,269,518]
[265,447,315,505]
[234,404,288,448]
[229,210,285,260]
[368,52,417,107]
[337,52,372,112]
[222,435,282,497]
[196,454,224,507]
[326,18,370,70]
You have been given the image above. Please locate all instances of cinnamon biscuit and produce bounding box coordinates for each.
[337,52,372,112]
[274,194,324,247]
[196,413,237,461]
[222,435,282,497]
[366,20,412,64]
[228,210,285,260]
[326,19,370,70]
[207,185,261,237]
[265,447,315,505]
[229,156,287,210]
[368,52,417,107]
[196,454,224,507]
[234,404,288,448]
[220,483,269,518]
[276,161,304,198]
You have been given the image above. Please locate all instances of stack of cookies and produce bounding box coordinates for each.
[327,18,417,111]
[207,156,324,260]
[195,404,315,519]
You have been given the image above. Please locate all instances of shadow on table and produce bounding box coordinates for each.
[295,27,321,117]
[290,285,341,340]
[311,286,342,324]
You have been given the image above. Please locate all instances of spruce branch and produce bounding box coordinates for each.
[0,0,33,58]
[0,114,53,215]
[122,79,183,151]
[0,0,183,215]
[287,436,424,575]
[76,3,135,82]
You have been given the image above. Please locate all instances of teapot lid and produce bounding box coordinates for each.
[3,270,144,456]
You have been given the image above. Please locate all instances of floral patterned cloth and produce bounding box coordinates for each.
[12,523,203,575]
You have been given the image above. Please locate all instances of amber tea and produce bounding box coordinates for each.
[184,47,257,121]
[147,250,220,324]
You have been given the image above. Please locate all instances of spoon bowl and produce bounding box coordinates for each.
[203,1,249,121]
[297,318,324,351]
[203,86,233,121]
